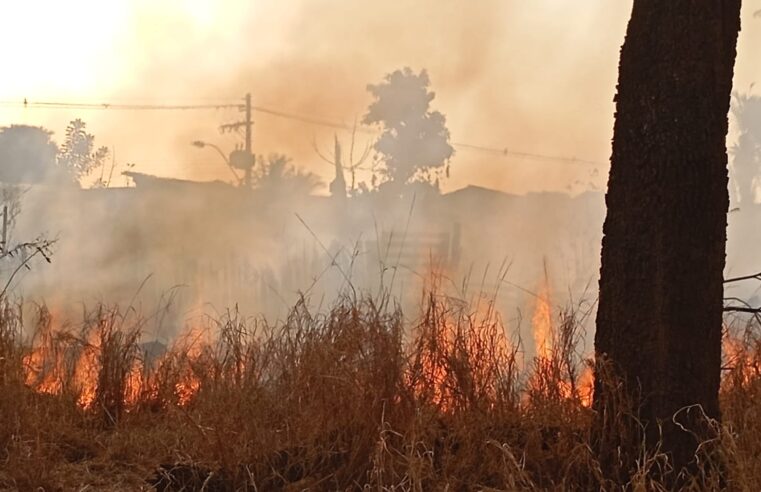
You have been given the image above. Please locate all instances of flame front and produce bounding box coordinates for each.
[21,308,209,411]
[532,279,553,360]
[74,332,99,409]
[529,275,593,408]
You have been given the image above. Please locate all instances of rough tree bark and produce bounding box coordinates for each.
[593,0,741,483]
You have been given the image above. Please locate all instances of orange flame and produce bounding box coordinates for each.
[722,328,756,386]
[529,274,593,408]
[21,308,210,410]
[532,279,553,360]
[73,331,99,409]
[576,365,594,408]
[23,310,67,395]
[23,344,64,395]
[125,361,145,407]
[412,259,514,412]
[173,325,209,405]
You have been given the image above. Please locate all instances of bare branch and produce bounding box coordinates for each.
[724,271,761,284]
[724,305,761,314]
[1,238,56,298]
[311,138,335,165]
[352,143,372,168]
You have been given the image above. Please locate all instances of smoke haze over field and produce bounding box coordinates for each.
[1,1,761,343]
[2,7,761,487]
[1,1,751,194]
[3,1,760,194]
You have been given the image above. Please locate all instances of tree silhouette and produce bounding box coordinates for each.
[57,119,109,183]
[363,68,454,191]
[0,120,108,187]
[0,125,58,184]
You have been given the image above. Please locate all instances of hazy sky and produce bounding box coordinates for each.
[1,1,760,194]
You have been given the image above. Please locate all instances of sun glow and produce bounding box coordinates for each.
[0,1,132,98]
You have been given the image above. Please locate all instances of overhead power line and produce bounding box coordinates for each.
[0,99,357,130]
[0,98,607,167]
[0,100,240,111]
[452,142,603,167]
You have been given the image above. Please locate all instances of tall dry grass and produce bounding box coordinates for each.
[0,292,759,490]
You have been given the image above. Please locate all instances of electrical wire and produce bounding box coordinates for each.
[0,98,607,167]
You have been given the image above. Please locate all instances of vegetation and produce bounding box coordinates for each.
[0,285,758,491]
[363,68,454,191]
[57,119,110,185]
[0,119,108,187]
[0,6,753,491]
[0,125,58,184]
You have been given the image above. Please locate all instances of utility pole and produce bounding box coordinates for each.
[244,93,252,188]
[220,93,255,188]
[1,206,7,255]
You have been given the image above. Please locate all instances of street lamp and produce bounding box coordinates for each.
[191,140,242,185]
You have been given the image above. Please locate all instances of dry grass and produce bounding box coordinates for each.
[0,291,758,491]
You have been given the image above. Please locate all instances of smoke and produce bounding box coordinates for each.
[1,0,643,194]
[4,2,761,193]
[110,0,630,194]
[1,1,761,351]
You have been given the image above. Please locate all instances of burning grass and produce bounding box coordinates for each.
[0,290,759,490]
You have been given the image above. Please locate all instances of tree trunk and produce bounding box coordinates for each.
[593,0,741,483]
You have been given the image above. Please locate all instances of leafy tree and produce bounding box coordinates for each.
[363,68,454,190]
[0,125,58,184]
[593,0,741,485]
[57,119,109,183]
[0,119,108,187]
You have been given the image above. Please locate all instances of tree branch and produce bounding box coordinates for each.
[724,271,761,283]
[723,305,761,314]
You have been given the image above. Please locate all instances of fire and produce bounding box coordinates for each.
[21,306,211,411]
[722,327,757,386]
[529,273,594,408]
[23,343,64,395]
[576,365,594,408]
[21,283,599,414]
[723,334,743,367]
[23,310,66,396]
[23,322,105,410]
[73,331,99,409]
[125,361,145,407]
[412,273,515,412]
[532,279,553,360]
[173,325,209,406]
